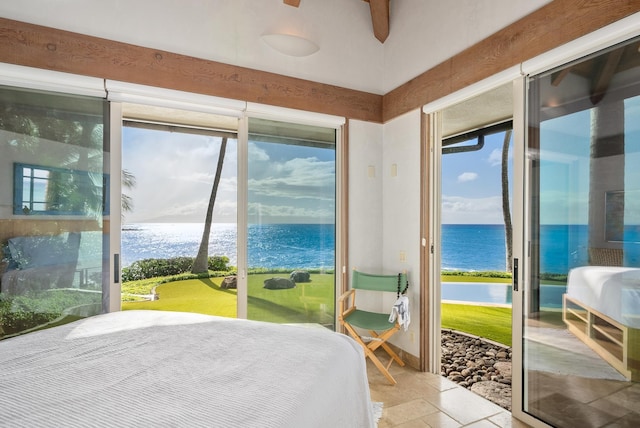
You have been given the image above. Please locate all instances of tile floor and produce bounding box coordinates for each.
[367,358,532,428]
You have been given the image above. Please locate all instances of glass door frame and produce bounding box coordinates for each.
[511,19,640,427]
[236,108,346,325]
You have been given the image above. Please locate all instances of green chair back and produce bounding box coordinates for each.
[352,270,407,293]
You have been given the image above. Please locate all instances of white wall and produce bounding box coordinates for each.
[348,120,383,272]
[347,110,421,357]
[381,109,422,355]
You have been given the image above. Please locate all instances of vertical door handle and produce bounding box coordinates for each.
[114,254,120,284]
[513,258,518,292]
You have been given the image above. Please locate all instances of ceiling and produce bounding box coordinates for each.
[284,0,391,43]
[0,0,551,95]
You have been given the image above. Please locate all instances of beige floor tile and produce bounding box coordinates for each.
[428,385,504,425]
[421,411,462,428]
[462,420,501,428]
[488,411,531,428]
[383,399,440,426]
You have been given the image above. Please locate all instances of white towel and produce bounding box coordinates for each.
[389,295,410,331]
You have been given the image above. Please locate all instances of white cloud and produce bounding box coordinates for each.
[457,172,478,182]
[441,195,503,224]
[488,148,502,166]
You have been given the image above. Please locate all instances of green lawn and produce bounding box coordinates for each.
[122,272,513,345]
[441,303,512,346]
[123,273,335,326]
[123,276,238,317]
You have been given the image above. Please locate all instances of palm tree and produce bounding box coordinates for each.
[121,169,136,219]
[501,130,513,272]
[191,137,228,274]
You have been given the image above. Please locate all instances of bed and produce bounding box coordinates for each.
[0,310,376,427]
[563,266,640,381]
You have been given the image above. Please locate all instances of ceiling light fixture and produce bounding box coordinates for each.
[261,33,319,57]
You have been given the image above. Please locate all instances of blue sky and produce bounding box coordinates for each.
[122,126,335,224]
[441,131,513,224]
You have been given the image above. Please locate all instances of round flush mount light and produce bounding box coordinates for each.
[261,33,319,57]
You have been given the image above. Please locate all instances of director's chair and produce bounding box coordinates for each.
[338,269,408,385]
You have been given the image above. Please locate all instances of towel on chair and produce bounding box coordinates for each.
[389,295,410,331]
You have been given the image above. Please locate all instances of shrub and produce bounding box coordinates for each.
[121,256,230,282]
[0,290,100,337]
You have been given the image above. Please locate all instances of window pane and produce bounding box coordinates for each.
[525,36,640,427]
[246,118,336,328]
[0,85,108,339]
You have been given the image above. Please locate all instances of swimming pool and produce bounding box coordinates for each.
[441,282,565,308]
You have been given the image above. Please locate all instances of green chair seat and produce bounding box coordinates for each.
[345,309,394,331]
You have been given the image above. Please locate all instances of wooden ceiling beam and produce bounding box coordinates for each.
[283,0,300,7]
[0,17,382,122]
[591,48,624,105]
[367,0,390,43]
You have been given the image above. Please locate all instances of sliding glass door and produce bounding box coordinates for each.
[0,85,109,339]
[522,36,640,427]
[246,118,336,328]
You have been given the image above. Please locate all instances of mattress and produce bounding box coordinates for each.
[566,266,640,328]
[0,310,375,427]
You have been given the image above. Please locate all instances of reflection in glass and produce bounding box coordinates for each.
[0,86,107,339]
[247,118,336,328]
[525,37,640,427]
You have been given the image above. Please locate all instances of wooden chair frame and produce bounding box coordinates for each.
[338,270,406,385]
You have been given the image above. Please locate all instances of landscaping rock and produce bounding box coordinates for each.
[290,270,311,283]
[221,275,237,289]
[263,277,296,290]
[471,381,512,411]
[441,330,512,410]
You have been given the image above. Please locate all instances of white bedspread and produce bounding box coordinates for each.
[566,266,640,328]
[0,310,374,427]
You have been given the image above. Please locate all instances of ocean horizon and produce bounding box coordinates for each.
[121,222,590,274]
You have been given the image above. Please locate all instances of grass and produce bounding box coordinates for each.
[122,270,514,345]
[441,271,512,283]
[122,272,336,326]
[441,303,512,346]
[123,277,238,317]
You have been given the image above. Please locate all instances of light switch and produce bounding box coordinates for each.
[391,163,397,177]
[368,165,375,178]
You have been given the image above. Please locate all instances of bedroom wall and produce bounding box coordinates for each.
[381,109,422,357]
[346,110,422,359]
[348,120,384,274]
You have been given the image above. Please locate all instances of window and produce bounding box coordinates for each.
[14,163,109,216]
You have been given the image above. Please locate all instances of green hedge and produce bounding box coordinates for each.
[121,256,230,282]
[0,290,100,337]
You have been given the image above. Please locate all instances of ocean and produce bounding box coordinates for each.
[441,224,590,274]
[121,223,593,274]
[121,223,335,269]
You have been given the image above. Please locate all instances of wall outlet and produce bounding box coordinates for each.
[399,251,406,263]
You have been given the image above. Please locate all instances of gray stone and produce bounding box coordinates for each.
[221,275,237,289]
[263,277,296,289]
[290,270,311,282]
[470,381,512,411]
[441,329,512,411]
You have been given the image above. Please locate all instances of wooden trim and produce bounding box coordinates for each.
[0,18,382,123]
[283,0,300,7]
[1,1,639,125]
[338,120,350,334]
[383,0,640,122]
[419,111,430,372]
